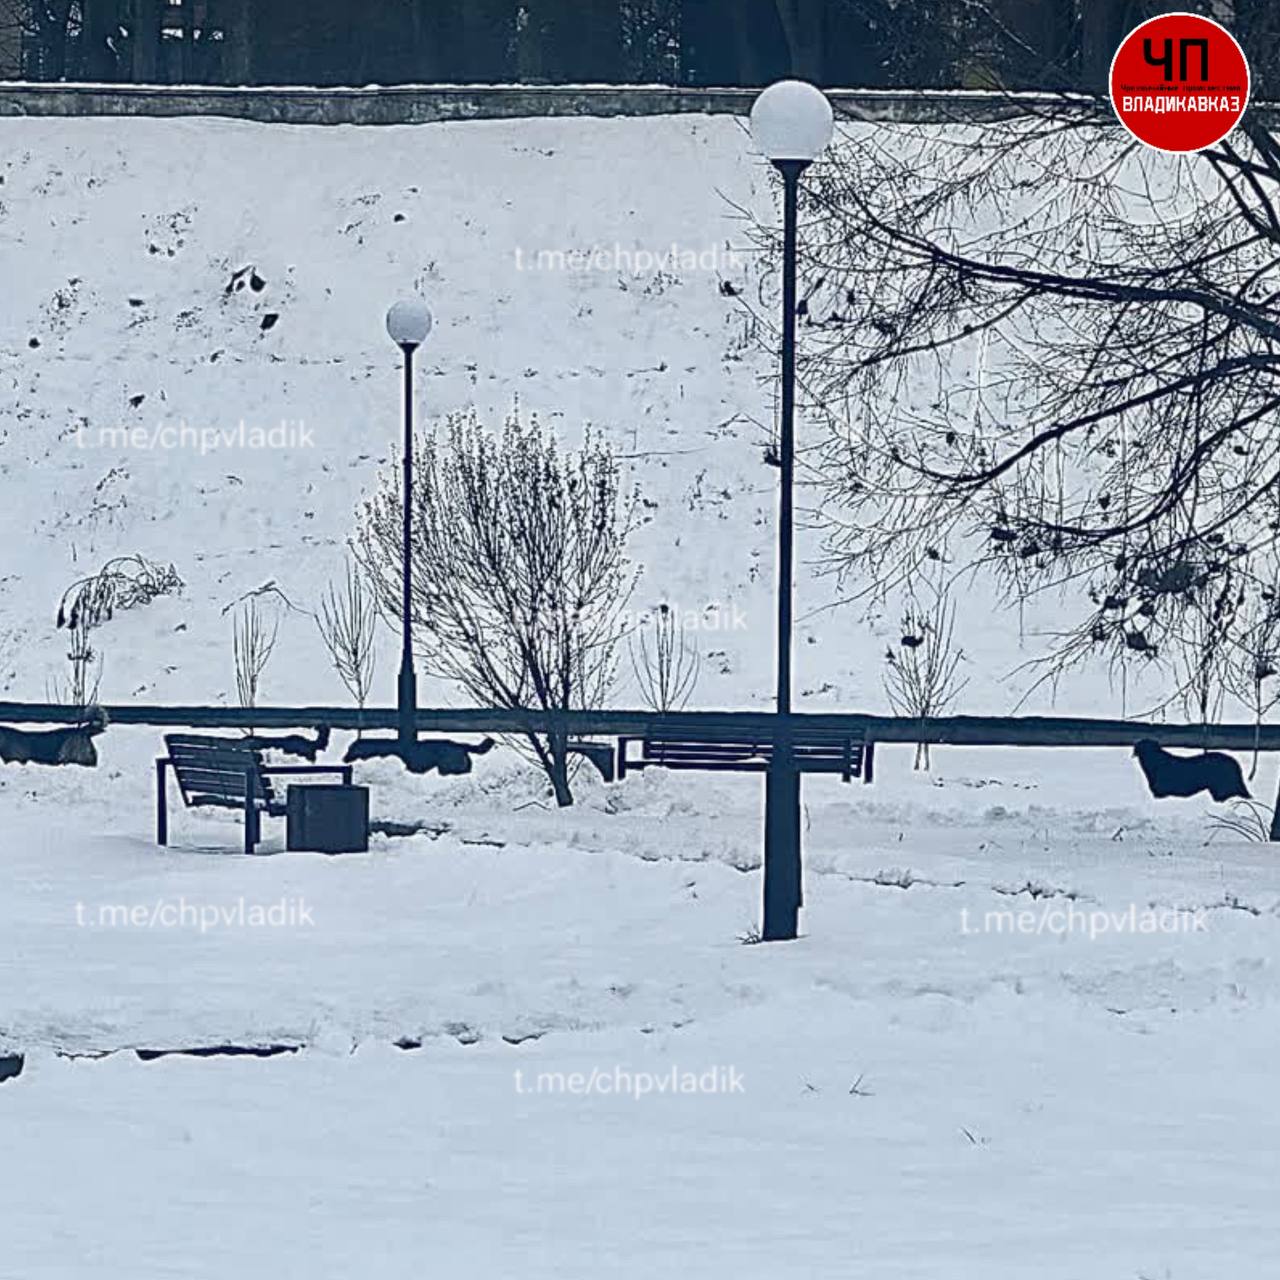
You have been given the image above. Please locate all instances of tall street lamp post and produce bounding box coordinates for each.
[385,299,434,749]
[749,81,835,941]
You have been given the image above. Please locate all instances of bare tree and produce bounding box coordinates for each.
[881,573,967,770]
[233,597,278,731]
[1223,556,1280,777]
[48,553,180,724]
[46,610,101,723]
[772,0,826,81]
[9,0,75,78]
[1170,574,1236,730]
[5,0,1177,92]
[764,89,1280,703]
[56,554,183,632]
[316,559,377,736]
[630,602,700,713]
[356,403,638,807]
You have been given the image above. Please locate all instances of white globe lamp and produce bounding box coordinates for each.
[749,79,835,164]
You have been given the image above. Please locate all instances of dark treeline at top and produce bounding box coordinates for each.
[5,1,1275,93]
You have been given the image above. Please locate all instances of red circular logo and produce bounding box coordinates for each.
[1110,12,1250,152]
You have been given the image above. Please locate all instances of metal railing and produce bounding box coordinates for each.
[3,701,1279,751]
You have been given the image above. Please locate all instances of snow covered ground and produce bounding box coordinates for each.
[3,728,1280,1276]
[2,113,1278,1276]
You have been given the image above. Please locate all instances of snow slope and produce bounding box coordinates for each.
[1,113,790,711]
[1,111,1164,718]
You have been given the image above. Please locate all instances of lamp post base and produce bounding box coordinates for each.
[761,750,802,941]
[397,666,417,747]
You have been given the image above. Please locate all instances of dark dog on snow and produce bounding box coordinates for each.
[344,736,496,776]
[1132,739,1250,802]
[0,708,109,768]
[243,725,331,762]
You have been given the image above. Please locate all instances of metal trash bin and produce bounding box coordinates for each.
[286,784,370,854]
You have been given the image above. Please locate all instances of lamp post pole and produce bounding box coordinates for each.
[749,81,834,943]
[775,158,804,723]
[385,300,434,751]
[398,340,417,748]
[762,157,806,941]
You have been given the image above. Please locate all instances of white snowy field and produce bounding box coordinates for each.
[3,728,1280,1276]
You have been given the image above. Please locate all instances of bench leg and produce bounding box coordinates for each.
[155,758,169,846]
[244,806,262,855]
[244,770,258,854]
[863,741,875,785]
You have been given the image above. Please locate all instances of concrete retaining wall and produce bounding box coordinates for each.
[0,82,1112,125]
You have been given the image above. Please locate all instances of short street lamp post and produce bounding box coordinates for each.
[385,299,434,748]
[749,80,835,941]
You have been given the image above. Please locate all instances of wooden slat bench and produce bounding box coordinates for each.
[156,734,353,854]
[616,724,874,783]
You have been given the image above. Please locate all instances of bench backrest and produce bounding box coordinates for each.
[163,734,275,809]
[643,720,864,746]
[630,723,872,780]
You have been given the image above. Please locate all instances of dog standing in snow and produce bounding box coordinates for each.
[1132,739,1250,802]
[0,708,108,767]
[243,725,331,762]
